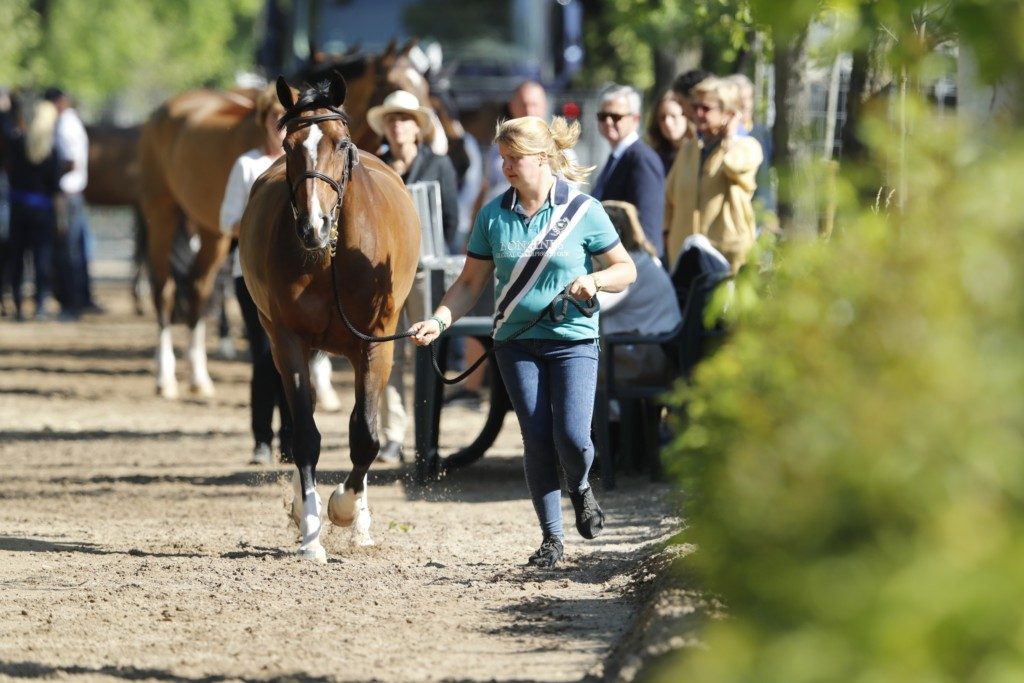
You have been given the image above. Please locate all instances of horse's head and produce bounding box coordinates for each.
[276,71,359,254]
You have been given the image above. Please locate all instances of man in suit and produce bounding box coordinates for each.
[591,84,666,260]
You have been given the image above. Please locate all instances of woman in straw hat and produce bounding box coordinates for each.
[409,116,637,569]
[367,89,460,463]
[368,89,459,247]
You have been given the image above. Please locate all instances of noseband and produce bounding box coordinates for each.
[284,110,360,256]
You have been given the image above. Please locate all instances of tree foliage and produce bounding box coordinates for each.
[580,0,755,92]
[2,0,262,116]
[654,1,1024,680]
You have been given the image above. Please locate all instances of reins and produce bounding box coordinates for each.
[328,264,599,385]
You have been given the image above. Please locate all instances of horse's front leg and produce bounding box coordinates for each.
[185,228,231,396]
[328,341,391,546]
[271,325,325,563]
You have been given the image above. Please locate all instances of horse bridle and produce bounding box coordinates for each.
[283,110,359,256]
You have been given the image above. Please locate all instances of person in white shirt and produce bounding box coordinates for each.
[45,88,97,320]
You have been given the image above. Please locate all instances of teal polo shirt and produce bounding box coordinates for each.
[467,178,620,341]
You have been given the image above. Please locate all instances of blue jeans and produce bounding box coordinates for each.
[494,338,599,539]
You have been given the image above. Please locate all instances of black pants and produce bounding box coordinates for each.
[235,276,293,451]
[9,202,55,317]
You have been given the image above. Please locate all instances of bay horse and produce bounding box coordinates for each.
[137,43,432,399]
[238,73,419,561]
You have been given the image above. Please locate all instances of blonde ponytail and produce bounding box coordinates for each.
[494,115,595,184]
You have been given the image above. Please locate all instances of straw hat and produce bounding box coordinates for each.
[367,89,435,138]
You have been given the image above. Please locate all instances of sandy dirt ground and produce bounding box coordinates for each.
[0,277,679,682]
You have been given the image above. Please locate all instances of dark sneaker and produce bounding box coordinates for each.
[569,487,605,540]
[528,535,564,568]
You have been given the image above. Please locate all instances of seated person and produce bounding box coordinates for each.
[598,200,682,388]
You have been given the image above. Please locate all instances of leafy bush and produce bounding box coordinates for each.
[657,108,1024,682]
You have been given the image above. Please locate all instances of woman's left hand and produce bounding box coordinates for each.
[567,274,599,301]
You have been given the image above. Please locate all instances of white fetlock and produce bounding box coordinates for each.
[187,320,215,397]
[156,328,178,400]
[311,354,342,412]
[352,502,374,547]
[296,488,326,564]
[317,385,342,412]
[157,379,179,400]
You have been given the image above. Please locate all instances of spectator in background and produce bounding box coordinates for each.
[0,89,13,317]
[5,99,62,321]
[670,68,712,135]
[664,77,763,272]
[598,200,681,385]
[45,87,99,320]
[590,84,665,261]
[645,89,689,175]
[367,89,460,463]
[726,73,778,233]
[220,85,294,466]
[476,80,549,209]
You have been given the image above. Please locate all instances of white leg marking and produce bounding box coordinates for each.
[156,327,178,399]
[188,319,214,396]
[298,489,327,563]
[352,479,373,546]
[310,354,341,412]
[291,470,326,562]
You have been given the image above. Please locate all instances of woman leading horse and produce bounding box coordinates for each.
[238,73,419,562]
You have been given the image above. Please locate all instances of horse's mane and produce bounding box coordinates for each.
[277,81,350,130]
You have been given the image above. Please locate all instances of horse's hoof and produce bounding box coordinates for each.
[318,390,342,412]
[352,531,375,547]
[190,381,215,397]
[157,383,179,400]
[327,486,356,527]
[297,543,327,564]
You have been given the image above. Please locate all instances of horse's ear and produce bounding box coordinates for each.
[329,70,347,108]
[276,76,295,109]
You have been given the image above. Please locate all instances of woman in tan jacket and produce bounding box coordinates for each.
[664,77,763,272]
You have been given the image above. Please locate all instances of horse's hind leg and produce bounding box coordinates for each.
[140,194,180,399]
[271,326,326,563]
[185,227,231,396]
[329,342,392,546]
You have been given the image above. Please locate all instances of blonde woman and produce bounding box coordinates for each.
[6,99,62,321]
[664,77,763,271]
[409,116,637,568]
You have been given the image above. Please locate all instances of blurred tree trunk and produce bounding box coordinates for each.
[772,27,809,234]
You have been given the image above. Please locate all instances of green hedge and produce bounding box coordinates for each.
[658,114,1024,682]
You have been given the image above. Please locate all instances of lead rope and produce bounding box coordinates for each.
[328,266,598,385]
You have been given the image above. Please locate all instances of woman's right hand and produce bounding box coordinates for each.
[408,318,442,346]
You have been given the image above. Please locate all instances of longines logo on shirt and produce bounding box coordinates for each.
[497,239,570,259]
